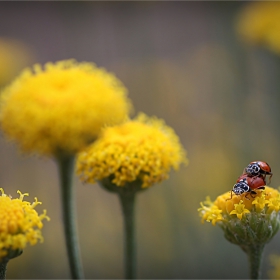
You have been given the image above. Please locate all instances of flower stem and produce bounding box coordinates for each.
[118,191,136,279]
[56,155,84,279]
[244,244,264,279]
[0,262,7,280]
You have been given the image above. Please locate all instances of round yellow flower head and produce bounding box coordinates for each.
[198,186,280,247]
[77,113,188,190]
[236,2,280,54]
[0,188,49,262]
[0,60,132,157]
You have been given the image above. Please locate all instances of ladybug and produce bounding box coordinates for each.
[229,174,266,200]
[237,173,267,188]
[244,161,272,182]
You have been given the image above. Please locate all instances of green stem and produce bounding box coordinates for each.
[245,244,264,279]
[118,191,136,279]
[0,262,7,280]
[56,155,84,279]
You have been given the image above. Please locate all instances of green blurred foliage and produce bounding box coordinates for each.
[0,1,280,279]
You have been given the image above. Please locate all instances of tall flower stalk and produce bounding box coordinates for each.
[0,59,132,279]
[198,187,280,279]
[118,190,136,279]
[101,178,141,279]
[57,154,83,279]
[77,113,188,279]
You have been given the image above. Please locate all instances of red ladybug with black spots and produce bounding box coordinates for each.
[228,161,272,200]
[230,174,266,199]
[244,161,272,182]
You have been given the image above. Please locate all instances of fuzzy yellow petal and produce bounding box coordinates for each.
[0,189,49,261]
[77,113,187,188]
[0,60,132,156]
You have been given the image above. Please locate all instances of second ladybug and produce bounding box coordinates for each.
[230,174,266,199]
[244,161,272,182]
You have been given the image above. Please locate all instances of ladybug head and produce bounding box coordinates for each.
[245,162,261,176]
[246,161,273,184]
[233,179,250,195]
[246,161,272,174]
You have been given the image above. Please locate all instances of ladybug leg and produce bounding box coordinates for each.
[257,186,267,196]
[245,193,251,200]
[226,190,233,201]
[267,173,273,184]
[250,190,257,199]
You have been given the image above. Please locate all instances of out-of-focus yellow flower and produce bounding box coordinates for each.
[77,113,188,189]
[0,60,132,156]
[0,38,33,87]
[269,254,280,279]
[236,2,280,54]
[0,188,49,261]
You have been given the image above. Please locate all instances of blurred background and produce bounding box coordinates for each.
[0,1,280,279]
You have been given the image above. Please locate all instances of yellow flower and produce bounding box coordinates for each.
[199,185,280,225]
[266,193,280,214]
[198,186,280,250]
[77,113,188,188]
[213,186,280,216]
[0,60,132,156]
[236,2,280,54]
[199,185,280,279]
[252,191,267,212]
[0,188,49,261]
[198,200,223,225]
[230,200,250,220]
[0,38,33,87]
